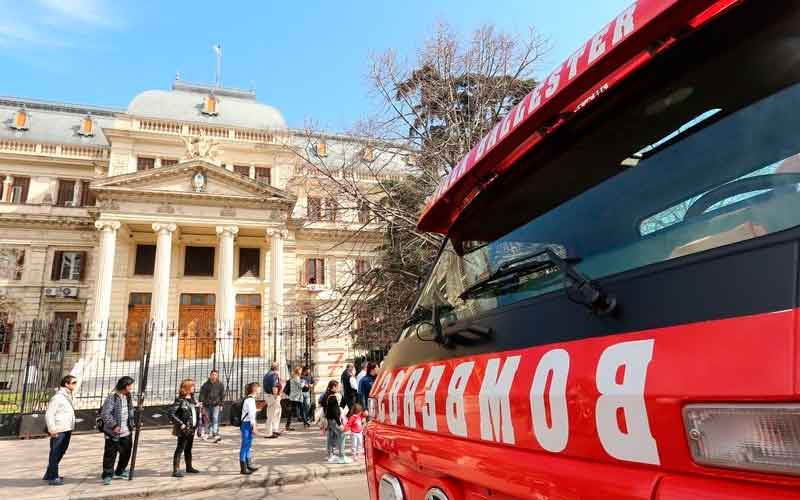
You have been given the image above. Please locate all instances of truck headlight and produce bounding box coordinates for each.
[379,473,404,500]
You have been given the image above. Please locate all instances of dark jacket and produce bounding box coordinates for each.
[100,391,134,437]
[167,396,198,435]
[199,380,225,406]
[358,374,375,407]
[324,392,341,422]
[340,368,356,400]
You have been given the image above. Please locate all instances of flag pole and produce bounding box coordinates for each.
[214,44,222,87]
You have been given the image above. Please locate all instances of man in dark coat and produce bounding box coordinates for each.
[199,369,225,442]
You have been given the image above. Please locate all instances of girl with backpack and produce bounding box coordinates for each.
[323,380,351,464]
[239,382,261,475]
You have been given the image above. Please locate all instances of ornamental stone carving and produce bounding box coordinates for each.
[215,225,239,237]
[152,222,177,235]
[266,228,288,239]
[181,131,222,162]
[94,220,120,232]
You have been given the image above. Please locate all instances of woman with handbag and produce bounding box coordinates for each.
[167,378,200,478]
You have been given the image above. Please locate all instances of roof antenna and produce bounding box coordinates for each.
[213,44,222,87]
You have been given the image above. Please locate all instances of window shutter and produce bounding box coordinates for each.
[305,259,313,285]
[318,259,325,285]
[79,251,87,281]
[51,251,62,280]
[18,177,29,203]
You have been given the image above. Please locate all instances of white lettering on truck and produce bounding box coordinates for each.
[446,361,475,437]
[377,337,658,466]
[479,355,521,444]
[403,368,424,429]
[530,348,571,453]
[595,339,659,465]
[422,365,445,432]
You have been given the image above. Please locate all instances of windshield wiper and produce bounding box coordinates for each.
[459,248,617,315]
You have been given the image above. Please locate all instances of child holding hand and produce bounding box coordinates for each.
[344,403,366,460]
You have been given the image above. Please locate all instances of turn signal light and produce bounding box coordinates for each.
[683,404,800,476]
[368,397,378,417]
[379,473,405,500]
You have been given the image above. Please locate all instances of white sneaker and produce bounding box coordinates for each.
[334,456,353,464]
[327,455,337,463]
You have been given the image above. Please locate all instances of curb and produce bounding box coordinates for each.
[67,464,366,500]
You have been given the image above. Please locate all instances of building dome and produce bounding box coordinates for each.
[127,81,287,130]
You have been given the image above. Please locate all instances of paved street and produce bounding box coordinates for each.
[0,426,366,500]
[163,476,369,499]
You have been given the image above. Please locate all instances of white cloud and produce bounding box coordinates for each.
[0,0,118,49]
[37,0,116,28]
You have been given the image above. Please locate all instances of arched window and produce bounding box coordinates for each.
[78,114,94,136]
[362,146,375,162]
[202,94,218,115]
[11,108,29,130]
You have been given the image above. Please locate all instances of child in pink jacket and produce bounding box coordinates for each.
[344,403,367,459]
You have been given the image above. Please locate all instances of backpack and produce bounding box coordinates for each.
[283,381,291,396]
[95,409,105,433]
[230,398,245,427]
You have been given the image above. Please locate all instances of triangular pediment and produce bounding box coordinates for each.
[91,159,293,202]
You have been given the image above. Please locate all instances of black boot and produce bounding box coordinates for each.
[185,455,200,474]
[172,458,183,478]
[246,457,259,471]
[240,461,252,475]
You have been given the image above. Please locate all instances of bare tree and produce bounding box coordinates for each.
[289,22,548,351]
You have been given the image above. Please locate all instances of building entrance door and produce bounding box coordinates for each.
[178,294,216,359]
[235,294,261,357]
[125,293,151,361]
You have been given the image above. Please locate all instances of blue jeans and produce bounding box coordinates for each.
[208,405,221,436]
[302,393,311,421]
[326,419,344,457]
[44,431,71,480]
[239,422,253,462]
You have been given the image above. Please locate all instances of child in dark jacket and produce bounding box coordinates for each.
[323,380,351,464]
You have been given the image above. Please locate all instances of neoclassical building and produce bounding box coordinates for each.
[0,80,409,389]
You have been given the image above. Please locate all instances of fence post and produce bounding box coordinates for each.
[129,320,153,480]
[18,321,38,415]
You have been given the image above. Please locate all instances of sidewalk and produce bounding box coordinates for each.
[0,426,365,500]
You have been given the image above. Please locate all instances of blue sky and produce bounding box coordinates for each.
[0,0,631,131]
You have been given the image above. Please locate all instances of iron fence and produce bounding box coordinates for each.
[0,317,313,435]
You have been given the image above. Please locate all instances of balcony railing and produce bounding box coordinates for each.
[0,140,108,160]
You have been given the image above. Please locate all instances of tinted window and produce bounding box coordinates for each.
[238,248,260,278]
[410,6,800,325]
[184,246,215,276]
[134,245,156,275]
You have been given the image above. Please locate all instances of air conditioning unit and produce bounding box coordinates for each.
[44,287,59,297]
[61,287,79,298]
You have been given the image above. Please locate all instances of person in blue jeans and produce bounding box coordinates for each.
[44,375,77,486]
[239,382,261,474]
[199,369,225,442]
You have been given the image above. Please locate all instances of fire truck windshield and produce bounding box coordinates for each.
[405,11,800,336]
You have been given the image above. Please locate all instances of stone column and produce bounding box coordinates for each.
[91,220,120,340]
[267,228,287,371]
[151,223,176,349]
[216,225,238,357]
[2,176,13,202]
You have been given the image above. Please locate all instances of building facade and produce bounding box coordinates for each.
[0,81,408,397]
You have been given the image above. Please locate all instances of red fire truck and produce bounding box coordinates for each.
[364,0,800,498]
